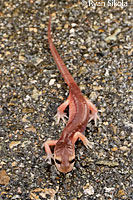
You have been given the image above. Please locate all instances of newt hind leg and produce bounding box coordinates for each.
[85,98,100,126]
[54,96,70,124]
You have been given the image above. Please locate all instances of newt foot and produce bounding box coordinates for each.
[89,112,100,126]
[54,111,68,124]
[83,137,93,149]
[45,153,54,164]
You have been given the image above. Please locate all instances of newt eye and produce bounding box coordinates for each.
[55,159,61,164]
[69,158,75,164]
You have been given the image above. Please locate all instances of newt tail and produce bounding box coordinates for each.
[48,15,75,86]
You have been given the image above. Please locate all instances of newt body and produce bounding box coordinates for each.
[44,16,99,173]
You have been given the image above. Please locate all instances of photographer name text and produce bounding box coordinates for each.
[87,0,128,7]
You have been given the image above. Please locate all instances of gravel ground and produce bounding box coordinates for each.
[0,0,132,200]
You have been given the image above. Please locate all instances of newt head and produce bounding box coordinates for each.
[54,140,75,173]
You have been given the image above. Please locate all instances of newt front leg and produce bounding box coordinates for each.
[72,131,93,149]
[44,140,58,164]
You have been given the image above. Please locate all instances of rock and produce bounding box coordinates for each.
[9,141,21,149]
[0,170,10,185]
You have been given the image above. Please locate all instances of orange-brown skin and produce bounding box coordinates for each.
[44,16,99,173]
